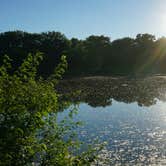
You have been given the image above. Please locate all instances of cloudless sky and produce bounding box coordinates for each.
[1,0,166,40]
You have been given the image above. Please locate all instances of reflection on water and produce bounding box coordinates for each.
[58,76,166,107]
[58,77,166,165]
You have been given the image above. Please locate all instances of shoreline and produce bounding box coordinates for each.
[62,75,166,81]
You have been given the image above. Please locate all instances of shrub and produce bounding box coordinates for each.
[0,53,99,166]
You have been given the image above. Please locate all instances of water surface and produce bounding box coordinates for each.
[58,77,166,165]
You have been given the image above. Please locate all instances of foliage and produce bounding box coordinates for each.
[0,52,99,166]
[1,31,166,76]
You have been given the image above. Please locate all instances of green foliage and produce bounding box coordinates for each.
[0,53,99,166]
[2,31,166,77]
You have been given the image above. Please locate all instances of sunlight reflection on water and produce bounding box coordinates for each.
[57,77,166,165]
[58,99,166,165]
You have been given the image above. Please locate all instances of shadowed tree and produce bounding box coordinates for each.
[1,31,166,76]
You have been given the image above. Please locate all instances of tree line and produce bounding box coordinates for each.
[1,31,166,77]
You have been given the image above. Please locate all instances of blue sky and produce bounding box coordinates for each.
[1,0,166,40]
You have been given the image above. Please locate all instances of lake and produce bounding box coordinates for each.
[57,76,166,165]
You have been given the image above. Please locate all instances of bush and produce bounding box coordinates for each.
[0,53,100,166]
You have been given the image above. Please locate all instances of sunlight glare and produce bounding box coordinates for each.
[159,13,166,33]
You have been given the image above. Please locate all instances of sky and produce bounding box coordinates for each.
[1,0,166,40]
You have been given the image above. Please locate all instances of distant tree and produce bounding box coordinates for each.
[66,38,86,75]
[154,37,166,73]
[37,31,70,77]
[83,35,111,73]
[108,37,136,74]
[1,31,166,76]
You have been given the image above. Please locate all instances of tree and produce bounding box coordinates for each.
[83,35,111,74]
[1,31,166,76]
[108,37,136,74]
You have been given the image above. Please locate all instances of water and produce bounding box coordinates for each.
[58,77,166,165]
